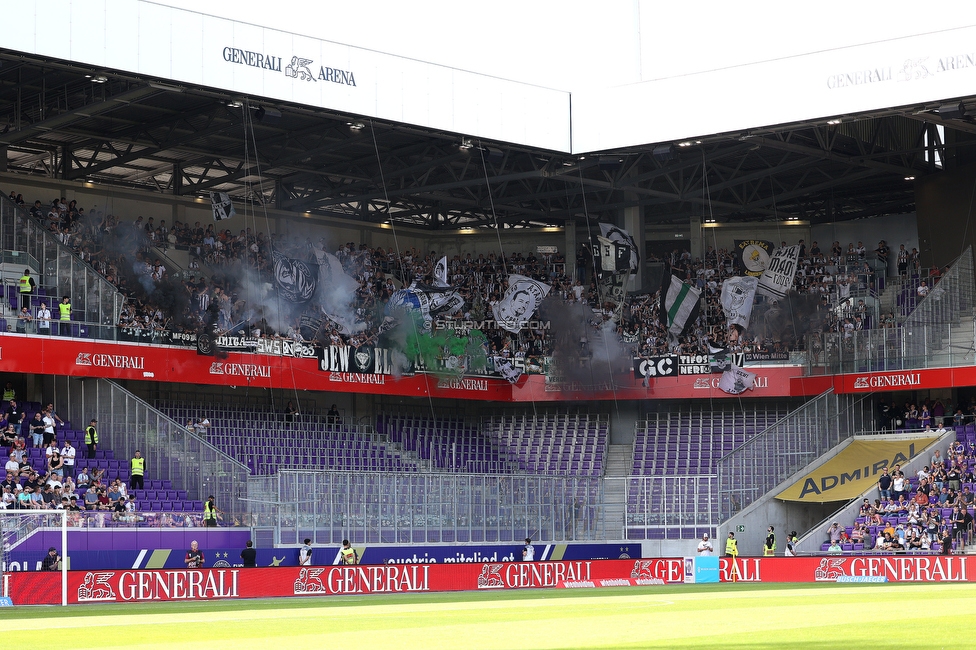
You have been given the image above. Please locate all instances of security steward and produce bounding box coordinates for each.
[84,419,98,458]
[340,539,358,565]
[203,495,221,527]
[725,532,738,558]
[58,295,71,336]
[130,449,145,490]
[18,269,35,310]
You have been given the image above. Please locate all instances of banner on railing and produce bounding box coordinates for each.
[0,335,804,401]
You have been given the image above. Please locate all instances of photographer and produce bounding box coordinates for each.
[41,547,61,571]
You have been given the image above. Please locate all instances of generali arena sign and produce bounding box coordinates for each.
[8,556,976,604]
[0,335,804,401]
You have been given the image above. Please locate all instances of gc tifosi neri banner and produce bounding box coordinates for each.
[598,223,640,274]
[633,355,679,378]
[734,240,774,277]
[209,192,236,221]
[492,275,551,333]
[757,244,800,300]
[660,274,701,337]
[720,276,758,330]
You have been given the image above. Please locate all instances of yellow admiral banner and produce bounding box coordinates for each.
[776,438,938,502]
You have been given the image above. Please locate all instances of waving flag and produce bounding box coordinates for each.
[599,223,641,274]
[720,276,758,330]
[718,364,756,395]
[660,273,701,337]
[492,275,551,333]
[210,192,236,221]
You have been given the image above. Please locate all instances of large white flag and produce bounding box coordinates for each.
[718,364,756,395]
[720,276,758,330]
[757,244,800,300]
[492,274,551,333]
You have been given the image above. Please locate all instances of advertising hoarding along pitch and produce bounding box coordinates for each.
[8,556,976,605]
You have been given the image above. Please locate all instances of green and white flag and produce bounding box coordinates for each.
[660,273,701,337]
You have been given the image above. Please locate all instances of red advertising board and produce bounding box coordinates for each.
[9,556,971,605]
[0,335,805,401]
[720,555,972,583]
[831,366,976,394]
[8,559,651,605]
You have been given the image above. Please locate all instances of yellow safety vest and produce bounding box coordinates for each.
[1,388,14,401]
[85,426,98,445]
[19,275,32,293]
[763,536,776,556]
[725,538,738,556]
[204,501,217,521]
[59,302,71,321]
[130,457,145,476]
[340,547,357,565]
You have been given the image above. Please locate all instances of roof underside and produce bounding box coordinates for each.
[1,50,973,230]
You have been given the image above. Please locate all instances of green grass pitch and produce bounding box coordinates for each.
[8,582,973,648]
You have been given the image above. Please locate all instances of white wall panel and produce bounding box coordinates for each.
[137,2,173,79]
[573,24,976,153]
[104,0,141,76]
[68,1,107,67]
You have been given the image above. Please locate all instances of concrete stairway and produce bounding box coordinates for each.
[601,444,632,540]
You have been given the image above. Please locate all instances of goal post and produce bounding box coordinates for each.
[0,510,68,606]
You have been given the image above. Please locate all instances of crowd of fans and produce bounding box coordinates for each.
[0,390,129,519]
[825,433,976,555]
[4,189,928,365]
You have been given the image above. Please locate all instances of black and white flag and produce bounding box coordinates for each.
[718,364,756,395]
[708,341,732,374]
[210,192,236,222]
[720,276,758,330]
[492,275,550,333]
[757,244,800,300]
[494,357,522,384]
[598,223,640,274]
[272,251,318,304]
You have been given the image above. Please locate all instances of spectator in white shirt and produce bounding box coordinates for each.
[60,440,76,478]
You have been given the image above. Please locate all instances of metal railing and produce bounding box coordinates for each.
[808,247,975,374]
[0,195,124,328]
[616,475,718,540]
[717,389,876,521]
[249,470,604,545]
[52,377,250,518]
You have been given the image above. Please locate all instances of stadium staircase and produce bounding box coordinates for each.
[601,445,632,539]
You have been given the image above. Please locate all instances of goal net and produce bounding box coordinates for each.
[0,510,67,605]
